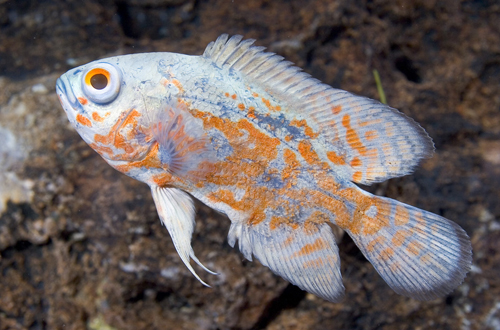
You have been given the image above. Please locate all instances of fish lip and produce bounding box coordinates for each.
[56,75,82,123]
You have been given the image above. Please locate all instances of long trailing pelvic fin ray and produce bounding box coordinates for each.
[151,186,217,286]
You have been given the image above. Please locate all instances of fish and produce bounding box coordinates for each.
[56,34,472,302]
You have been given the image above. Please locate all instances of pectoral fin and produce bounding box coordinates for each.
[151,186,217,286]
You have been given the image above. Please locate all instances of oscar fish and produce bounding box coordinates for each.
[56,34,472,302]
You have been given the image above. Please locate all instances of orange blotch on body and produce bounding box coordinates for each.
[92,112,107,122]
[77,97,88,105]
[269,216,299,231]
[298,140,327,168]
[290,119,319,138]
[303,211,329,234]
[76,113,92,127]
[261,97,281,112]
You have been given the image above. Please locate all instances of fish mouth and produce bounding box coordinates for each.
[56,75,81,124]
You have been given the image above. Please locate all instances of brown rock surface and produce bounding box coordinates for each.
[1,0,499,329]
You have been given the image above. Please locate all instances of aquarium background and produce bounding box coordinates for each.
[1,1,499,329]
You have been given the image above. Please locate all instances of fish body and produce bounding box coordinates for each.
[56,34,471,302]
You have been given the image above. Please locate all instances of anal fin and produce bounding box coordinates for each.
[228,217,345,302]
[151,186,217,286]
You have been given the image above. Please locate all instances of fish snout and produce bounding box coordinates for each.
[56,75,81,123]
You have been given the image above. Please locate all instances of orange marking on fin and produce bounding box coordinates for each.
[342,114,368,156]
[359,118,383,127]
[406,241,423,256]
[76,113,92,127]
[367,236,387,252]
[326,151,346,165]
[391,229,411,247]
[293,237,327,258]
[352,171,362,182]
[303,257,325,269]
[231,94,237,100]
[385,122,395,137]
[380,247,395,261]
[394,205,410,226]
[331,105,342,115]
[225,92,230,97]
[237,103,245,110]
[283,235,294,247]
[285,135,293,142]
[77,97,88,105]
[350,157,362,167]
[430,223,440,235]
[389,261,401,272]
[252,92,259,97]
[270,216,299,231]
[364,130,378,141]
[420,253,432,265]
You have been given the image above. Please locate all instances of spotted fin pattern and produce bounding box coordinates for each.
[345,193,472,300]
[203,34,434,185]
[228,218,345,302]
[151,186,216,286]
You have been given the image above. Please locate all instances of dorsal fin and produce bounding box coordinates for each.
[203,34,434,184]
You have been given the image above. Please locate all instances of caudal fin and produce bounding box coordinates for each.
[344,194,472,300]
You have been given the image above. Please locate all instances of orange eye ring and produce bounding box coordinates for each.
[85,68,111,90]
[81,62,122,104]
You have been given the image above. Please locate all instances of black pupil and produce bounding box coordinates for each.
[90,73,108,90]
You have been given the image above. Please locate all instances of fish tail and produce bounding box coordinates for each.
[341,192,472,300]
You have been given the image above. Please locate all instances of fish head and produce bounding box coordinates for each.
[56,54,184,161]
[56,53,214,184]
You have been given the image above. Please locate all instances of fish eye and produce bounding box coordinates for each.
[82,63,122,104]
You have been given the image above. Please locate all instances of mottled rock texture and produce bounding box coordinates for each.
[1,0,499,329]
